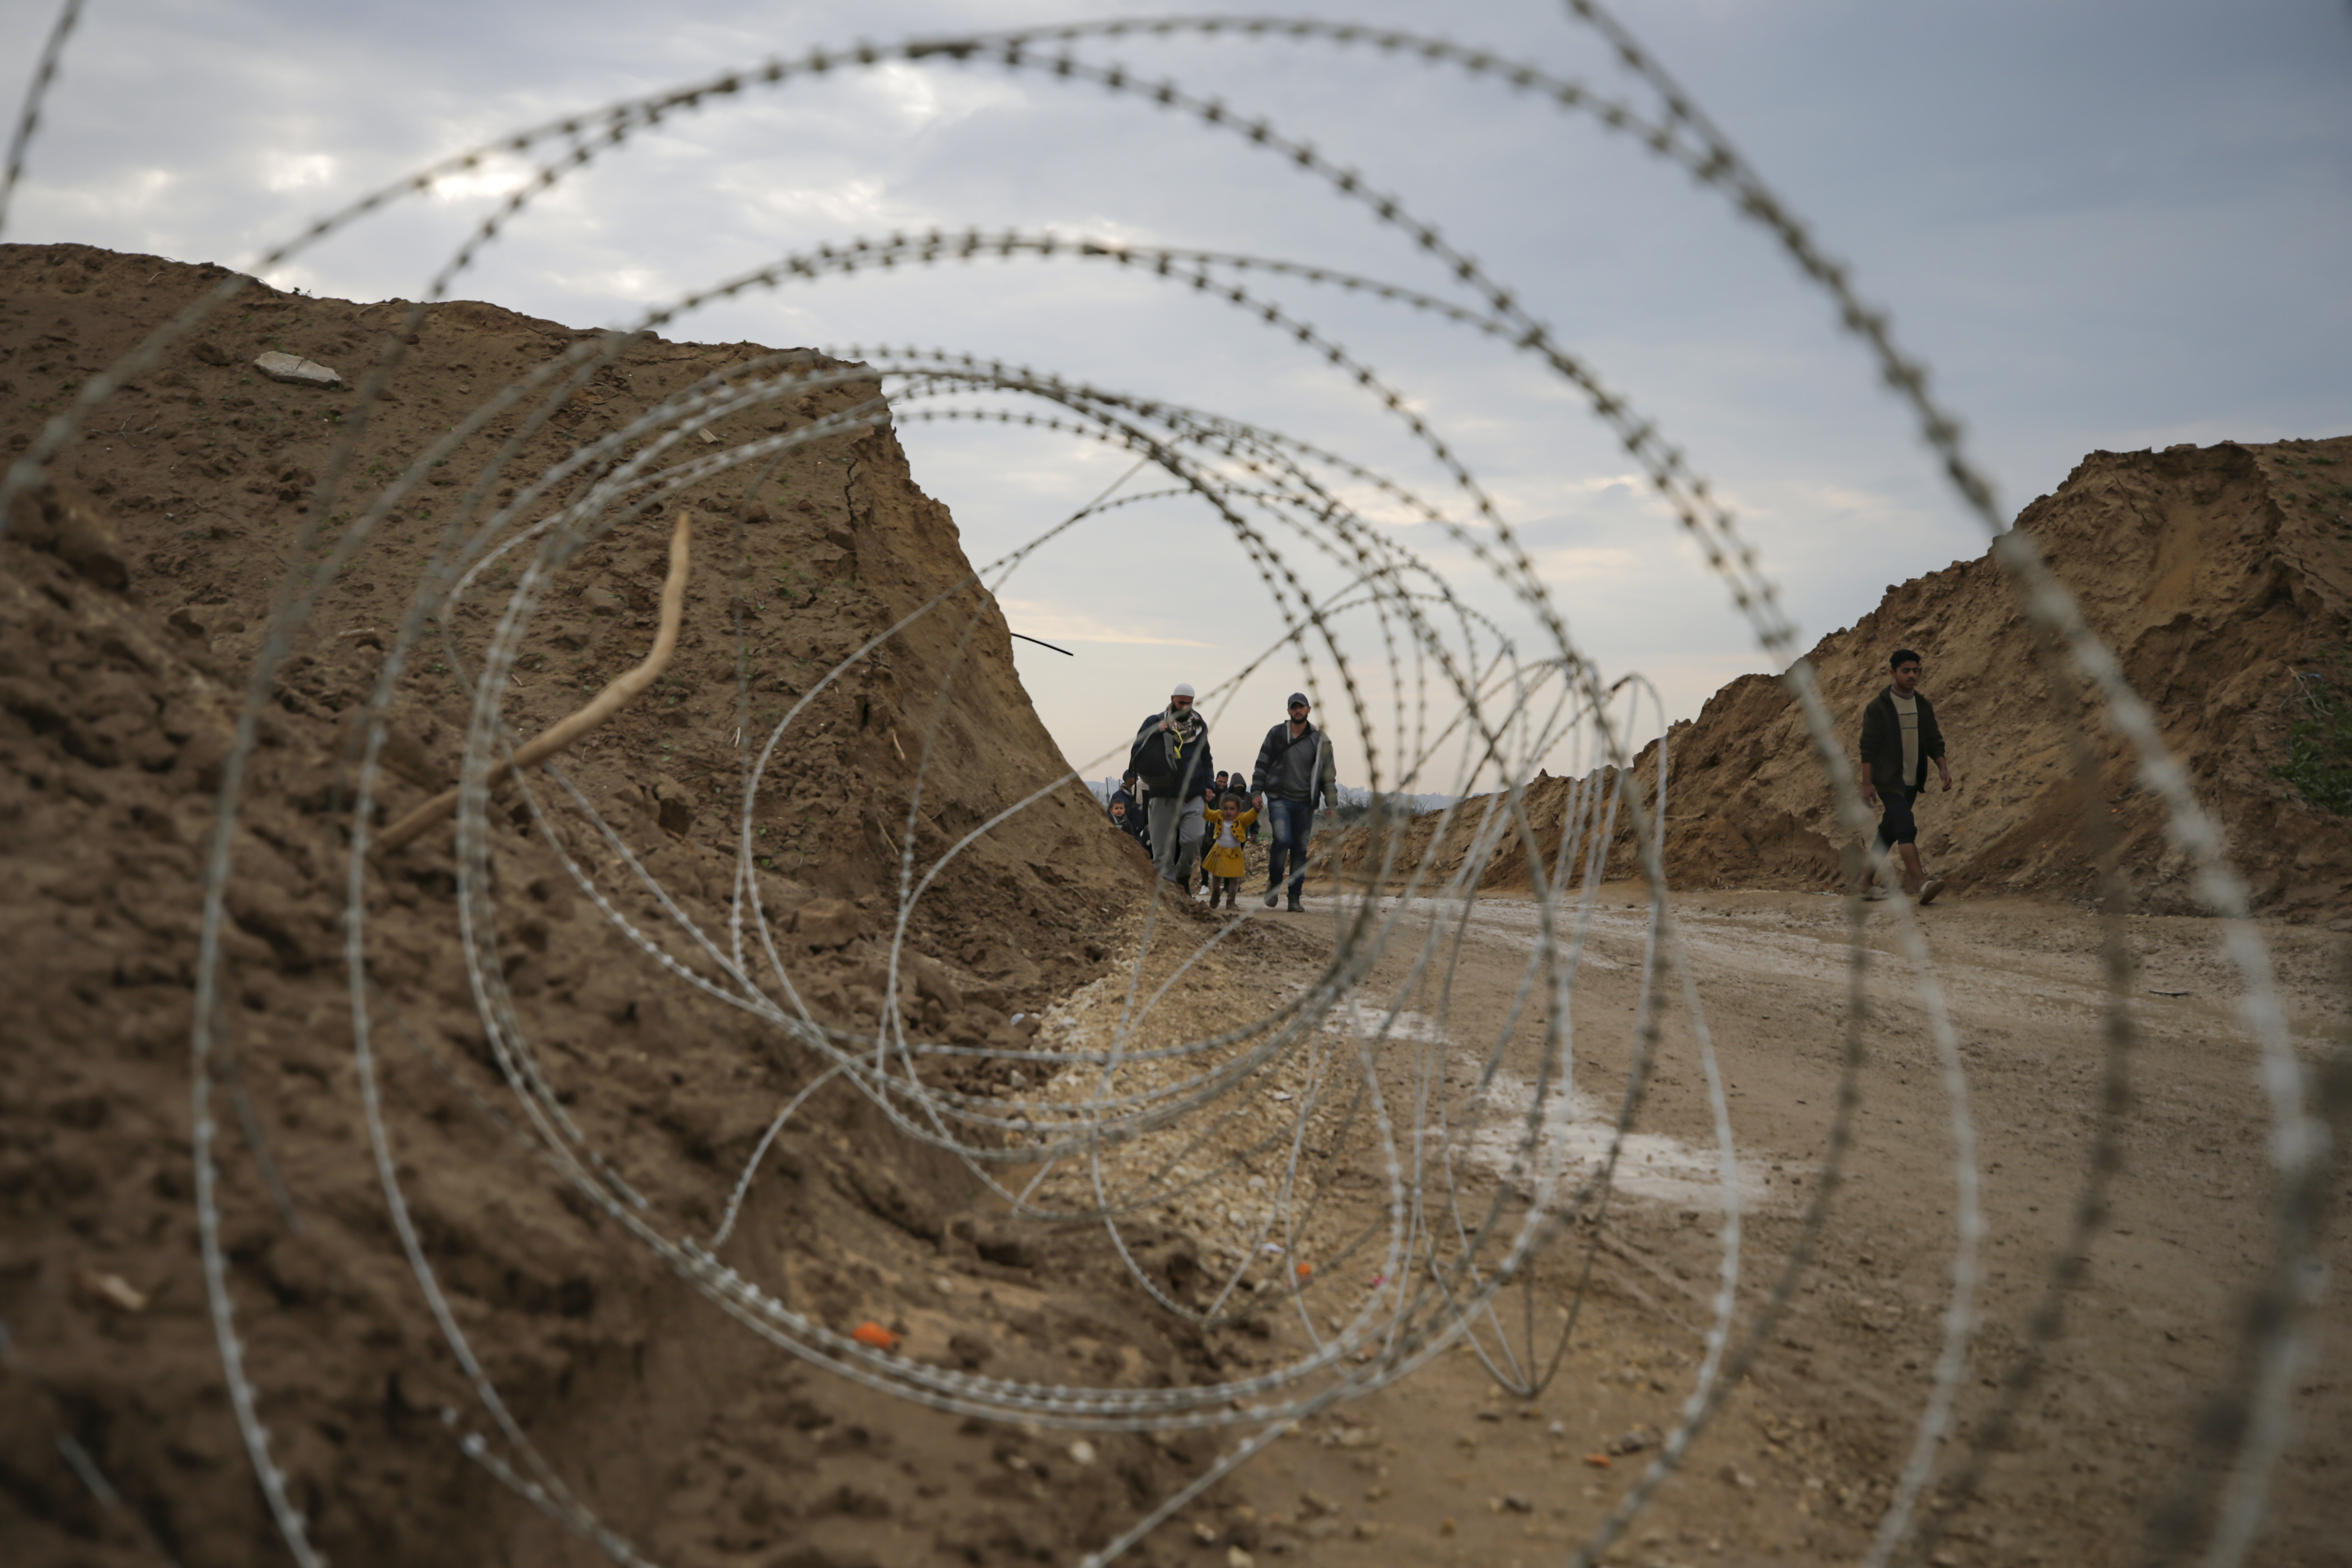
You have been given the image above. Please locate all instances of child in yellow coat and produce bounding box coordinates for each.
[1200,793,1257,909]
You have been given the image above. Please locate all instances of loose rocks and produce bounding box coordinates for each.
[253,349,343,388]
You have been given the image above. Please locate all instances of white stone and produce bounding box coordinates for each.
[253,351,343,389]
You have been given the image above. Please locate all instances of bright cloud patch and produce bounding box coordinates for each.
[860,60,1026,132]
[1530,543,1643,578]
[264,153,338,194]
[996,598,1209,649]
[427,155,538,204]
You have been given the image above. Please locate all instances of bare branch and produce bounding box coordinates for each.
[375,507,693,856]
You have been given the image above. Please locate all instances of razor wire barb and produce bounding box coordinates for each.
[0,5,2322,1568]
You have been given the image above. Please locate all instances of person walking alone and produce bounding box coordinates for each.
[1858,648,1953,903]
[1130,683,1215,890]
[1250,692,1338,910]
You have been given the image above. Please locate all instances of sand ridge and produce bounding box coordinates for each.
[1348,436,2352,922]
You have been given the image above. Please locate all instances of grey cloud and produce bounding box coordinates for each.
[5,0,2346,769]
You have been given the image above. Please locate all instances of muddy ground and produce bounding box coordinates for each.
[1048,881,2352,1568]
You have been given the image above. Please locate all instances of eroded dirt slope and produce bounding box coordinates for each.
[1351,437,2352,918]
[0,242,1230,1568]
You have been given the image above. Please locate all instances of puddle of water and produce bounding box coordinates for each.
[1456,1064,1768,1211]
[1297,931,1769,1212]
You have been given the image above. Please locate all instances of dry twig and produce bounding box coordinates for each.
[374,508,692,855]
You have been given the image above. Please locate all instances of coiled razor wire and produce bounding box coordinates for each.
[0,7,2332,1568]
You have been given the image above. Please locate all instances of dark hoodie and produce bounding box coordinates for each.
[1130,707,1214,798]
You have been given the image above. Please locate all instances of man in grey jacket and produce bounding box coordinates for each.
[1858,648,1953,903]
[1250,692,1338,910]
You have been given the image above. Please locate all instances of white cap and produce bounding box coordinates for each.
[1171,682,1195,698]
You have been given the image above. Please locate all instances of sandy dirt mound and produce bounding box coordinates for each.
[1347,436,2352,918]
[0,242,1247,1568]
[7,241,2346,1568]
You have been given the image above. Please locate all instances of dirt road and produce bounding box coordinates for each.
[1111,885,2351,1568]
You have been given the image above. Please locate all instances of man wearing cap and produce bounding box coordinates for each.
[1130,684,1216,889]
[1250,692,1339,911]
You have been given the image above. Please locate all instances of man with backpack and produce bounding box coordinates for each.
[1250,692,1338,910]
[1129,683,1216,889]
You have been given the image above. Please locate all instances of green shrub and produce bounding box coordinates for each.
[2274,665,2352,815]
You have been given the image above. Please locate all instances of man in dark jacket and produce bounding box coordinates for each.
[1130,683,1214,888]
[1250,692,1338,910]
[1858,648,1953,903]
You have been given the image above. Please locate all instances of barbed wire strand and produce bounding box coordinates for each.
[2,9,2322,1568]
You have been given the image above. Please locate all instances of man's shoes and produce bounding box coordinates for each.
[1918,877,1946,906]
[1263,888,1280,908]
[1863,886,1890,902]
[1286,894,1304,913]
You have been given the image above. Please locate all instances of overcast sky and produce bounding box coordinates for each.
[7,0,2349,791]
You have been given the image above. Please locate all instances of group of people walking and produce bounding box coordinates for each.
[1101,649,1953,914]
[1108,684,1338,910]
